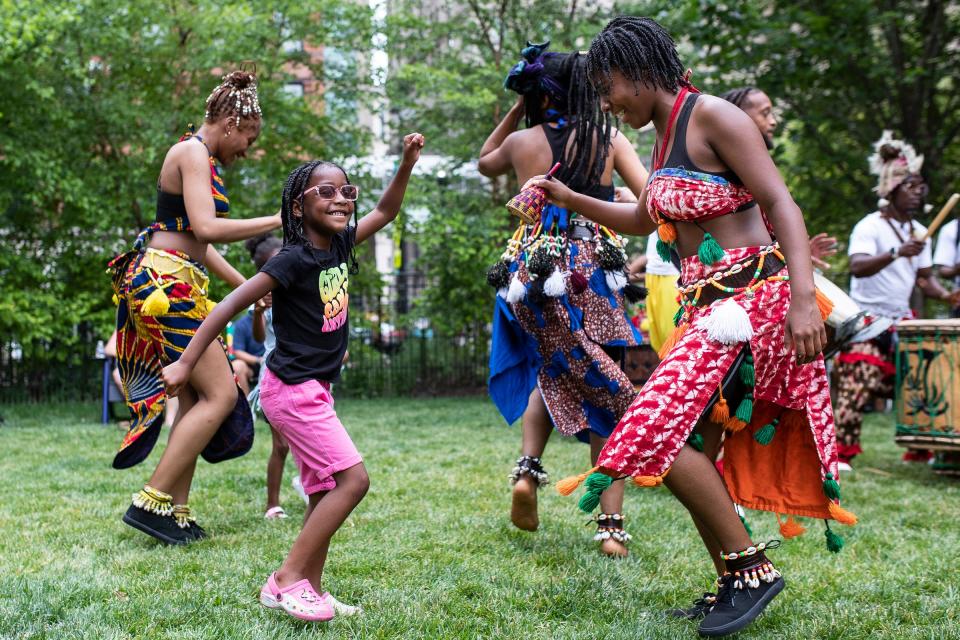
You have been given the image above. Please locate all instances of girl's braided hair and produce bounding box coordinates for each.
[586,16,688,97]
[279,161,359,274]
[504,42,611,193]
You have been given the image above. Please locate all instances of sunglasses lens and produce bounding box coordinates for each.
[342,186,358,200]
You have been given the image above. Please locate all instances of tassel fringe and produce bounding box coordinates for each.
[754,418,778,445]
[777,513,806,538]
[605,270,628,292]
[556,467,599,496]
[658,323,688,359]
[823,473,841,501]
[704,299,754,345]
[142,286,171,316]
[828,501,858,526]
[569,270,589,294]
[657,221,677,243]
[825,523,845,553]
[544,268,567,297]
[815,288,834,321]
[697,232,726,265]
[506,274,526,303]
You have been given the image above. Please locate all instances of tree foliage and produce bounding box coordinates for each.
[0,0,374,352]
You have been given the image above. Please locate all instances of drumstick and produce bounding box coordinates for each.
[922,193,960,241]
[545,162,562,180]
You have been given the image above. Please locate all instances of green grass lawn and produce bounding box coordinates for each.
[0,398,957,639]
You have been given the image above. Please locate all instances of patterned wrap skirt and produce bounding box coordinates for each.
[489,228,643,441]
[109,247,253,469]
[597,246,850,523]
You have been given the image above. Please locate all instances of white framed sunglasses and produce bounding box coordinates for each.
[301,184,359,201]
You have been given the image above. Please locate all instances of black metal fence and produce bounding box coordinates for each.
[0,274,490,405]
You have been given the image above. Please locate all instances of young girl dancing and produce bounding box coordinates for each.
[163,132,425,621]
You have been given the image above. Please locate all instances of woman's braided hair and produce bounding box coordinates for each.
[586,16,687,97]
[504,43,611,193]
[279,161,359,274]
[204,69,263,126]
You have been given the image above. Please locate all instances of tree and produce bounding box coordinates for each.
[0,0,375,355]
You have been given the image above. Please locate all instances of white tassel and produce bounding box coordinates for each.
[702,298,754,345]
[497,287,508,299]
[877,197,889,208]
[924,203,933,214]
[544,268,567,297]
[506,274,526,303]
[605,270,628,291]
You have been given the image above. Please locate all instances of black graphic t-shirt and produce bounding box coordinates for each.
[260,228,354,384]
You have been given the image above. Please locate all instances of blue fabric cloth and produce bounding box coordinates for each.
[488,296,541,425]
[232,311,265,358]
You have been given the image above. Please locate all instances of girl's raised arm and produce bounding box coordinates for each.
[356,133,425,244]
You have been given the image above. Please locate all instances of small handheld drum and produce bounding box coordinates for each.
[505,162,561,225]
[894,319,960,452]
[506,186,548,225]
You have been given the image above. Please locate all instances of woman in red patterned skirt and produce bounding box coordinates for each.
[529,17,856,638]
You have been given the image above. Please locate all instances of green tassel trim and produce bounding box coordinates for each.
[740,513,754,538]
[688,433,704,452]
[584,472,613,493]
[825,522,845,553]
[697,232,726,265]
[823,472,841,501]
[735,393,754,423]
[739,360,755,387]
[673,304,685,327]
[754,418,778,445]
[656,238,672,263]
[578,472,613,513]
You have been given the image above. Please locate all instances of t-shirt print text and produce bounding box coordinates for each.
[319,263,349,332]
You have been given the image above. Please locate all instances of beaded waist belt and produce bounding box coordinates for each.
[679,244,787,308]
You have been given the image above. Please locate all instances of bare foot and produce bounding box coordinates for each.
[599,538,629,558]
[510,475,539,531]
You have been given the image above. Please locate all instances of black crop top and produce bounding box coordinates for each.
[663,93,745,186]
[542,124,615,202]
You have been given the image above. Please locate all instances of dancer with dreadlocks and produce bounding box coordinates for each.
[530,17,855,636]
[109,69,281,544]
[479,42,649,556]
[164,133,425,621]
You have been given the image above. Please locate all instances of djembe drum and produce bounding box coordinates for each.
[894,319,960,452]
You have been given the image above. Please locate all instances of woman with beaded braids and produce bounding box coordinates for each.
[480,41,649,557]
[532,18,855,636]
[108,69,281,545]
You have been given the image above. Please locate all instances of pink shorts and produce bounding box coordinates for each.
[260,368,362,494]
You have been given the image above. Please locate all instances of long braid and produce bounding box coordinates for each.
[586,16,686,97]
[279,161,360,274]
[720,87,759,109]
[505,47,610,193]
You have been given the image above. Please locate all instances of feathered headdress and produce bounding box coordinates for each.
[868,130,924,200]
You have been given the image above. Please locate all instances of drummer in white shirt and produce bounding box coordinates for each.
[834,132,960,470]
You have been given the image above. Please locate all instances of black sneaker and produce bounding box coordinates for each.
[698,573,784,637]
[668,592,717,620]
[187,521,208,541]
[122,504,193,545]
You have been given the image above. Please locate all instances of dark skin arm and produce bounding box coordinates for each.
[251,293,271,343]
[478,97,525,177]
[204,245,246,289]
[355,133,424,244]
[162,272,276,396]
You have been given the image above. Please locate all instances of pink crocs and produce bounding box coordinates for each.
[259,573,334,622]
